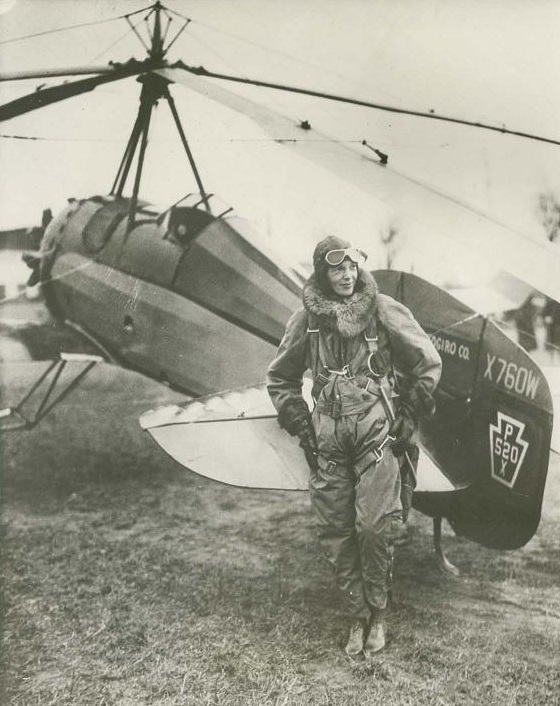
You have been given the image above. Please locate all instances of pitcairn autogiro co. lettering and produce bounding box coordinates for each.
[489,412,529,488]
[429,335,470,360]
[484,354,540,400]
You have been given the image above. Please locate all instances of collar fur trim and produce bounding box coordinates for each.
[303,270,378,338]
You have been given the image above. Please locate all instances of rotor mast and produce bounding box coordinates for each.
[150,1,165,60]
[112,1,211,230]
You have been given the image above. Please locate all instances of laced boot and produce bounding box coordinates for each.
[344,618,367,659]
[364,608,386,656]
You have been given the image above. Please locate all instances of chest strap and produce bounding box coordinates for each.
[307,314,392,403]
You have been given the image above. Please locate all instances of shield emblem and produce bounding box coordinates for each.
[489,412,529,488]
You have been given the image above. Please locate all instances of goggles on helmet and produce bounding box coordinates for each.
[324,247,368,267]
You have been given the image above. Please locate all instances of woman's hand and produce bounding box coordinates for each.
[389,405,417,456]
[277,398,319,471]
[297,418,319,471]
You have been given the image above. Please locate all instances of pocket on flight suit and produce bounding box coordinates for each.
[312,411,345,463]
[354,404,390,466]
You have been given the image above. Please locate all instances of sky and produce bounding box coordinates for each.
[1,0,560,289]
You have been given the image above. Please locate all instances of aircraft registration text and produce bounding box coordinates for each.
[483,354,540,400]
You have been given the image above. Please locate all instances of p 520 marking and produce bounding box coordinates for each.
[489,412,529,488]
[484,354,540,400]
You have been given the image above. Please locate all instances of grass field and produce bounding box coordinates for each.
[1,362,559,705]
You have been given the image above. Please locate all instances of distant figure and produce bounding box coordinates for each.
[27,208,53,250]
[41,208,53,229]
[267,235,441,660]
[514,294,538,352]
[543,298,560,363]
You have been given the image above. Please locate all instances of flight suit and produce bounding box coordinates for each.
[267,270,441,619]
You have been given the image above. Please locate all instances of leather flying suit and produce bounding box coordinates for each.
[267,269,442,619]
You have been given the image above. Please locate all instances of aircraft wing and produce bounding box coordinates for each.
[158,67,560,305]
[139,382,454,493]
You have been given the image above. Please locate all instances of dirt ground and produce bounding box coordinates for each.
[1,327,560,704]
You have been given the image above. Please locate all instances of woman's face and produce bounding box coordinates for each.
[326,259,358,297]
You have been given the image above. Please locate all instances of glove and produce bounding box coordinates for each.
[389,404,417,457]
[278,398,318,472]
[297,417,319,472]
[406,381,436,418]
[389,382,436,457]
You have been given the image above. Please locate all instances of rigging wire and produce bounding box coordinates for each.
[0,6,153,47]
[177,26,234,77]
[0,134,128,142]
[126,14,150,54]
[182,30,323,142]
[158,10,173,50]
[176,27,289,128]
[165,7,406,145]
[87,20,142,65]
[0,259,94,307]
[0,133,372,143]
[159,7,191,55]
[176,12,401,105]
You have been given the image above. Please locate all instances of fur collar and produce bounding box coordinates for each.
[303,270,378,338]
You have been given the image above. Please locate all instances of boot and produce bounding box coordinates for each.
[364,609,386,655]
[344,619,367,659]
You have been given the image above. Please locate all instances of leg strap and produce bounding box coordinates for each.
[353,434,395,480]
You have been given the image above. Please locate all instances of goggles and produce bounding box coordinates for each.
[324,247,368,267]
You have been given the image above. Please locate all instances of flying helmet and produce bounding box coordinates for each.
[312,235,368,292]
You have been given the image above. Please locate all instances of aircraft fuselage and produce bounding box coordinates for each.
[39,194,302,395]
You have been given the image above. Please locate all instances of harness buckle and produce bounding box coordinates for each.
[367,352,383,378]
[330,399,342,419]
[372,433,396,463]
[327,364,354,380]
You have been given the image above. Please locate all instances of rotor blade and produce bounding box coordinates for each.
[0,60,153,122]
[0,65,128,82]
[158,66,560,304]
[171,62,560,148]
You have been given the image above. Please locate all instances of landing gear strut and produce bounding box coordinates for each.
[0,353,102,431]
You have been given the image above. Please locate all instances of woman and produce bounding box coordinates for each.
[267,235,441,658]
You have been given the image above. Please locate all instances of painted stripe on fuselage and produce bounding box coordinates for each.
[51,253,278,395]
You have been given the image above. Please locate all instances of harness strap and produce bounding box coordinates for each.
[307,312,395,404]
[318,432,395,480]
[365,316,394,379]
[378,377,397,422]
[307,312,339,402]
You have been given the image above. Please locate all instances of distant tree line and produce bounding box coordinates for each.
[538,191,560,243]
